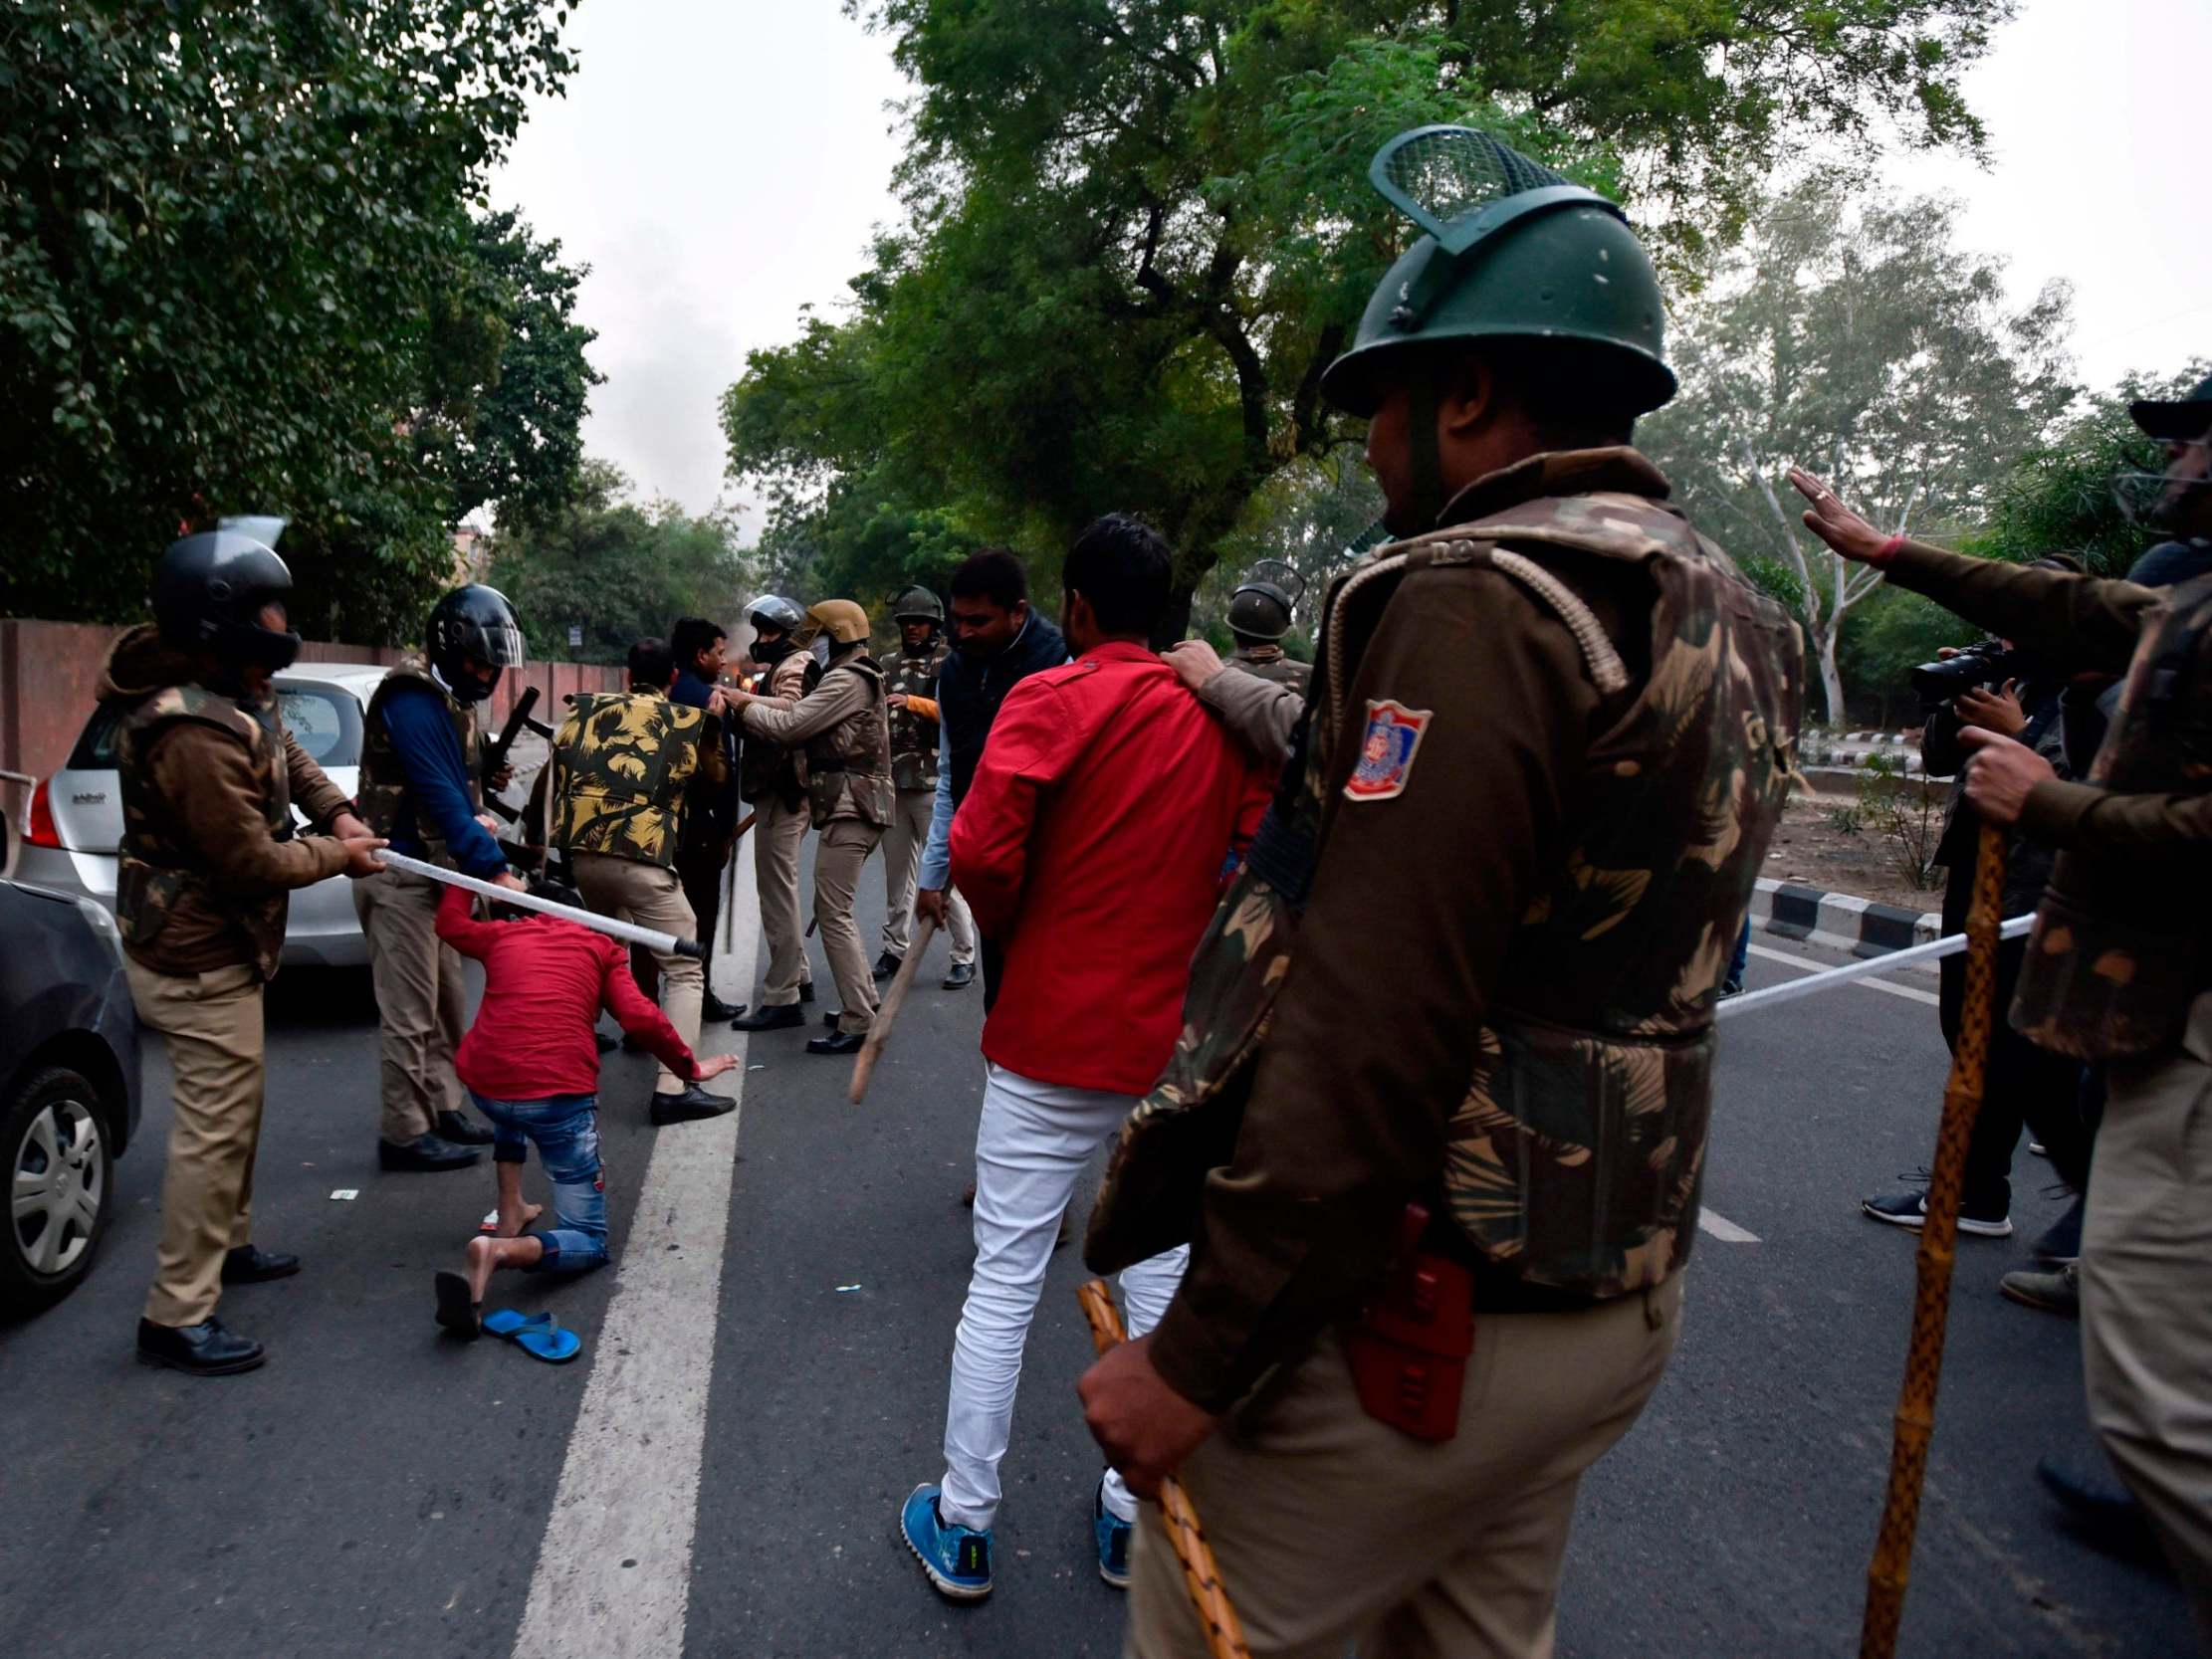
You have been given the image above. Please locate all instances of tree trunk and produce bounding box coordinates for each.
[1817,622,1848,727]
[1155,584,1196,650]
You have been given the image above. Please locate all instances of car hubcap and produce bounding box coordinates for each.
[13,1097,104,1278]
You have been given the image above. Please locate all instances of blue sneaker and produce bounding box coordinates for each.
[1094,1479,1133,1588]
[901,1484,993,1601]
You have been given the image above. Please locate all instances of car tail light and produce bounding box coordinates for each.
[25,776,64,849]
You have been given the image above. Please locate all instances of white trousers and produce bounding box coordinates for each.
[939,1062,1188,1532]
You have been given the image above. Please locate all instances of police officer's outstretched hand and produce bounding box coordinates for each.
[1788,469,1892,564]
[1161,639,1225,692]
[339,835,389,879]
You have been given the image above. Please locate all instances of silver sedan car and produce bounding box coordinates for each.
[13,664,391,967]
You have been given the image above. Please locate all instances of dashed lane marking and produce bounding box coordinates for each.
[1697,1209,1763,1244]
[512,842,761,1659]
[1747,942,1941,1007]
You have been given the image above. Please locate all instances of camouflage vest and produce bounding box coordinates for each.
[548,690,705,871]
[805,656,895,828]
[1229,644,1312,694]
[2012,570,2212,1059]
[887,638,950,792]
[357,653,482,866]
[115,685,293,975]
[1089,490,1804,1301]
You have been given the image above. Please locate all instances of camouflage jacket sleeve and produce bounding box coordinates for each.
[1146,566,1602,1413]
[1888,540,2159,678]
[284,730,351,829]
[739,669,868,746]
[1197,664,1301,760]
[144,724,350,899]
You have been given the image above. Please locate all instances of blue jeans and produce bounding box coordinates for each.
[1722,917,1752,997]
[466,1089,609,1274]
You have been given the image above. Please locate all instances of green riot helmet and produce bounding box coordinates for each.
[1319,127,1675,422]
[892,585,945,625]
[1226,559,1304,643]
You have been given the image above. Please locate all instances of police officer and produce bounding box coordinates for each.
[1076,127,1804,1656]
[877,586,978,990]
[729,599,893,1056]
[1791,372,2212,1643]
[106,529,387,1374]
[353,584,527,1171]
[1223,561,1312,695]
[732,595,818,1030]
[547,637,733,1127]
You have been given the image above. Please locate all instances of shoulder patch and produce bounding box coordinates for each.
[1344,700,1433,802]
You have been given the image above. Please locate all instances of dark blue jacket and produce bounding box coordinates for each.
[378,685,509,879]
[671,667,739,841]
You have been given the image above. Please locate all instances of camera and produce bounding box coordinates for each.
[1910,638,2030,708]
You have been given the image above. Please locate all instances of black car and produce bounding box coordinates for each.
[1,874,143,1316]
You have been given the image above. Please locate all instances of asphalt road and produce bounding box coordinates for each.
[0,838,2192,1659]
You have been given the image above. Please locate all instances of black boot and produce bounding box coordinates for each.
[807,1030,865,1056]
[436,1109,495,1146]
[732,1003,805,1032]
[378,1135,481,1172]
[872,951,902,981]
[702,991,741,1022]
[221,1244,301,1284]
[942,961,976,990]
[797,981,816,1003]
[650,1086,737,1126]
[137,1316,266,1376]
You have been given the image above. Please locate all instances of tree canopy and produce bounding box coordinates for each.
[0,1,588,635]
[725,0,2011,627]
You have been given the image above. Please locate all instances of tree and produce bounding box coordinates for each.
[726,0,2011,633]
[489,462,753,666]
[1642,182,2077,723]
[0,1,578,629]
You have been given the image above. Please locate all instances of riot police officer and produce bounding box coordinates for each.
[732,594,818,1029]
[1224,561,1312,694]
[877,586,978,989]
[105,528,386,1374]
[1077,126,1804,1657]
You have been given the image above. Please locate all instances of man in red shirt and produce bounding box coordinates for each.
[429,882,737,1332]
[899,516,1270,1602]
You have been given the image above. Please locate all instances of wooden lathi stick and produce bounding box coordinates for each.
[1076,1280,1251,1659]
[1860,822,2006,1658]
[847,916,938,1104]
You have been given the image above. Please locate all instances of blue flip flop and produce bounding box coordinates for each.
[483,1308,580,1364]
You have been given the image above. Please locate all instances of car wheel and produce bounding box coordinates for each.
[2,1067,111,1317]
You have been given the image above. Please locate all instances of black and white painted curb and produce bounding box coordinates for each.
[1751,877,1940,960]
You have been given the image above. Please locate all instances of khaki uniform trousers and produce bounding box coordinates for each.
[351,865,465,1143]
[1126,1275,1683,1659]
[125,959,266,1328]
[882,786,976,965]
[755,793,815,1007]
[571,851,703,1096]
[814,816,884,1037]
[2081,990,2212,1649]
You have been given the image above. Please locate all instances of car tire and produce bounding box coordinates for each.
[1,1066,112,1318]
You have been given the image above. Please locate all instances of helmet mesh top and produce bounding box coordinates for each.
[1375,127,1567,245]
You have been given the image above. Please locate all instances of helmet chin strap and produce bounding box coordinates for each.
[1406,369,1449,533]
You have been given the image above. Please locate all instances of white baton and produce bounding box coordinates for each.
[377,851,705,959]
[1717,914,2034,1019]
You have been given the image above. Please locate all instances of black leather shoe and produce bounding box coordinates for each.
[942,961,976,990]
[702,991,741,1021]
[822,1009,843,1029]
[807,1030,865,1056]
[732,1003,805,1032]
[2037,1454,2164,1565]
[221,1244,301,1284]
[798,981,816,1003]
[650,1086,737,1126]
[594,1030,619,1054]
[137,1317,266,1376]
[872,951,902,981]
[436,1109,495,1146]
[378,1135,482,1172]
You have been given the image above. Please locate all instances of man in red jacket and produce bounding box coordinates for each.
[899,515,1270,1603]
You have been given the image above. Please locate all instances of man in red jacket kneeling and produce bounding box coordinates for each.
[898,516,1272,1602]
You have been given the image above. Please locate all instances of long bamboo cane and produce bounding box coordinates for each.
[1860,822,2007,1657]
[1077,1280,1252,1659]
[847,916,937,1104]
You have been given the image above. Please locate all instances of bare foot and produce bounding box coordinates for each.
[465,1235,498,1306]
[495,1201,543,1239]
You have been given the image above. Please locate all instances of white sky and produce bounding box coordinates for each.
[491,0,2212,521]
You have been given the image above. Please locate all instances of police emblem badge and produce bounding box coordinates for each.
[1344,699,1432,801]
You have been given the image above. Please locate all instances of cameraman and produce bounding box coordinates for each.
[1860,597,2090,1245]
[1790,372,2212,1640]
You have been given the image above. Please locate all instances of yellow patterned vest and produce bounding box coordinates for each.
[548,690,705,871]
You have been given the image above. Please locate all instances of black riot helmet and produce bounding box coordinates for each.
[1226,559,1305,644]
[426,584,525,704]
[151,526,303,671]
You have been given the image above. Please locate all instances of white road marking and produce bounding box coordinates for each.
[1697,1209,1762,1244]
[511,839,761,1659]
[1747,942,1940,1007]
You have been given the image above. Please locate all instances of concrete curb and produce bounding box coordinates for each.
[1750,877,1940,960]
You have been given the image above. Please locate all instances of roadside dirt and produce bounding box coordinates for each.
[1761,789,1951,915]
